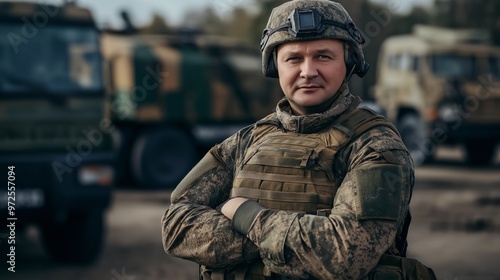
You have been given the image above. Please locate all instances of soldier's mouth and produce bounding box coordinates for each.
[299,84,321,89]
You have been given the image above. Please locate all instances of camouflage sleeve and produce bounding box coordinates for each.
[161,127,259,267]
[235,126,413,279]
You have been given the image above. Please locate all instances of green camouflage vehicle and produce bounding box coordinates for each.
[102,32,283,188]
[375,25,500,165]
[0,2,114,263]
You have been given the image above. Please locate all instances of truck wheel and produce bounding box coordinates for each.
[131,127,197,189]
[41,210,104,264]
[398,113,431,166]
[465,140,496,166]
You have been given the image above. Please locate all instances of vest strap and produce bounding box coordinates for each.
[236,170,331,185]
[231,187,333,205]
[247,156,310,169]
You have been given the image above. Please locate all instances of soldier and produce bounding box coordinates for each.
[162,0,436,279]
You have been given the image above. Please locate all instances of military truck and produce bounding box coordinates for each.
[0,2,114,263]
[101,31,283,188]
[375,25,500,165]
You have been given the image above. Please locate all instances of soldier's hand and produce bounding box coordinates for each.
[220,197,249,220]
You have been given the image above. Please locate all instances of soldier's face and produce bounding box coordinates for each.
[276,39,346,115]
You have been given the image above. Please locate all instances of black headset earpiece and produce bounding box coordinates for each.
[265,53,279,78]
[346,51,356,80]
[345,50,369,81]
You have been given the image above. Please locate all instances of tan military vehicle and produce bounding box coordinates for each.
[0,1,114,263]
[375,25,500,165]
[102,32,283,188]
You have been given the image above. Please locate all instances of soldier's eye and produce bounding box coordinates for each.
[286,57,301,62]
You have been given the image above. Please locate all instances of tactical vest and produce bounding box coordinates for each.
[201,108,437,280]
[231,108,398,215]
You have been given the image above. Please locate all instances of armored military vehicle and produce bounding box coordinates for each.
[0,1,114,263]
[102,32,283,188]
[375,25,500,165]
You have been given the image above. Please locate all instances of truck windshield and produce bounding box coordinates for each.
[0,25,103,94]
[431,54,476,79]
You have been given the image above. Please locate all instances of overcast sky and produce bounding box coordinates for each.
[78,0,255,28]
[2,0,434,29]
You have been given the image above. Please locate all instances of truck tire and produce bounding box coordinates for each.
[465,140,496,166]
[398,113,431,166]
[41,210,104,264]
[131,127,197,189]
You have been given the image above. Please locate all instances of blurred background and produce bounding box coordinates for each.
[0,0,499,279]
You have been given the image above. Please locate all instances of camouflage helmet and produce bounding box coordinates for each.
[260,0,368,79]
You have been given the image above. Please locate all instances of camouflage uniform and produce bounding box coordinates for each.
[162,0,415,279]
[162,83,413,279]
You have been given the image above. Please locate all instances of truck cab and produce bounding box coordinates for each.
[375,25,500,165]
[0,1,115,263]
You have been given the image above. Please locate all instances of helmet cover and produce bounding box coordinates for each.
[260,0,367,78]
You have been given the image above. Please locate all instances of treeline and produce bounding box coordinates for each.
[137,0,500,97]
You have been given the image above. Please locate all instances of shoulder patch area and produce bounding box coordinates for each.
[354,164,403,221]
[369,139,408,153]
